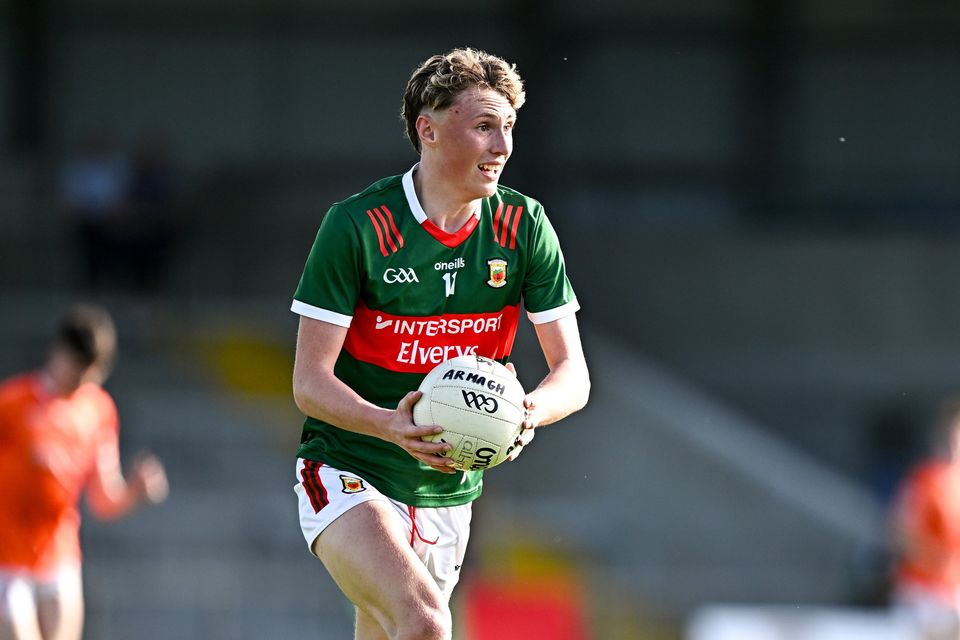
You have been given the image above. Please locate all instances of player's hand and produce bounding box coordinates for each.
[503,363,537,462]
[130,452,169,504]
[507,397,537,462]
[388,391,457,474]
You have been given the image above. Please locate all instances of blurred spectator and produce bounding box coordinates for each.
[60,130,129,291]
[61,131,181,293]
[890,396,960,640]
[118,133,181,292]
[867,402,922,504]
[0,303,168,640]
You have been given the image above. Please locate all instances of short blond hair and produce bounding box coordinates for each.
[401,48,526,153]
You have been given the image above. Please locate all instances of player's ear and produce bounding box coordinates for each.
[416,114,437,148]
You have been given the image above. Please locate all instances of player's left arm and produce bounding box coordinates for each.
[86,435,169,520]
[526,313,590,427]
[507,313,589,460]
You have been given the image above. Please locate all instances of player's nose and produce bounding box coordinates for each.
[490,128,511,156]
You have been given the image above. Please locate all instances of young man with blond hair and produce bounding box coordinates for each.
[291,48,589,640]
[0,304,168,640]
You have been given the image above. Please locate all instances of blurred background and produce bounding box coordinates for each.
[2,0,960,638]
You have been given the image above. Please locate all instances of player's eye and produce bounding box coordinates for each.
[477,123,491,132]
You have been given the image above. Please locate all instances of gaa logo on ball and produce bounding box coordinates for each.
[413,355,525,471]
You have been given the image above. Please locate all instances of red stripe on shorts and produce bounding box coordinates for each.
[407,506,438,546]
[301,460,329,513]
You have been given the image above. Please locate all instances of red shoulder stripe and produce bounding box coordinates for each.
[492,202,504,241]
[508,205,524,249]
[366,210,389,257]
[381,205,404,249]
[373,207,398,253]
[499,205,514,247]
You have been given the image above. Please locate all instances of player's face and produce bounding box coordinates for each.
[47,346,104,394]
[430,87,516,200]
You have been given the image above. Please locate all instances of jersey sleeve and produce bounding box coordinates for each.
[291,205,362,327]
[93,391,121,479]
[522,207,580,324]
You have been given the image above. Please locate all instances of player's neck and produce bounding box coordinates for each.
[38,368,77,397]
[413,165,479,233]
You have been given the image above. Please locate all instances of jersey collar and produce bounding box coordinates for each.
[402,164,480,248]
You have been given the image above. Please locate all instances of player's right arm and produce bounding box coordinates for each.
[292,315,455,473]
[85,394,169,519]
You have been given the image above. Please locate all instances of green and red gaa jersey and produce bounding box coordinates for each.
[292,164,579,507]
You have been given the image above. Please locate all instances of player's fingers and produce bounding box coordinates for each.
[504,362,518,377]
[133,462,169,502]
[429,465,457,474]
[134,451,162,468]
[145,474,170,503]
[408,437,452,455]
[145,456,167,477]
[133,457,162,484]
[408,423,445,439]
[405,424,451,453]
[522,399,537,429]
[506,428,536,462]
[397,390,422,413]
[412,451,457,473]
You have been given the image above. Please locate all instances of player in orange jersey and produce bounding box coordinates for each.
[0,304,168,640]
[891,397,960,640]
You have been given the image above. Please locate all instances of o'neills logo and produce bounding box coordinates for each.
[342,303,521,373]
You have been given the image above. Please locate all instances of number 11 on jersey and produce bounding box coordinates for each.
[443,272,457,297]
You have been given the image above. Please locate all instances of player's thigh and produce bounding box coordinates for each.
[0,573,42,640]
[34,567,83,640]
[313,500,447,634]
[0,615,40,640]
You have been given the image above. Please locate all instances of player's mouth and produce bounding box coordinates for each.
[478,163,502,179]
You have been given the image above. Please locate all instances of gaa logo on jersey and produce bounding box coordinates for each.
[383,267,419,284]
[486,259,507,288]
[339,475,367,494]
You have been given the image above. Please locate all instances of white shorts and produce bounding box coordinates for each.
[892,583,960,639]
[0,565,82,620]
[294,458,472,599]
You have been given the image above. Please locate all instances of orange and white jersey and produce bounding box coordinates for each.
[0,373,119,576]
[893,459,960,603]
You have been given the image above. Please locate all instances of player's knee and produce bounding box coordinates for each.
[394,602,451,640]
